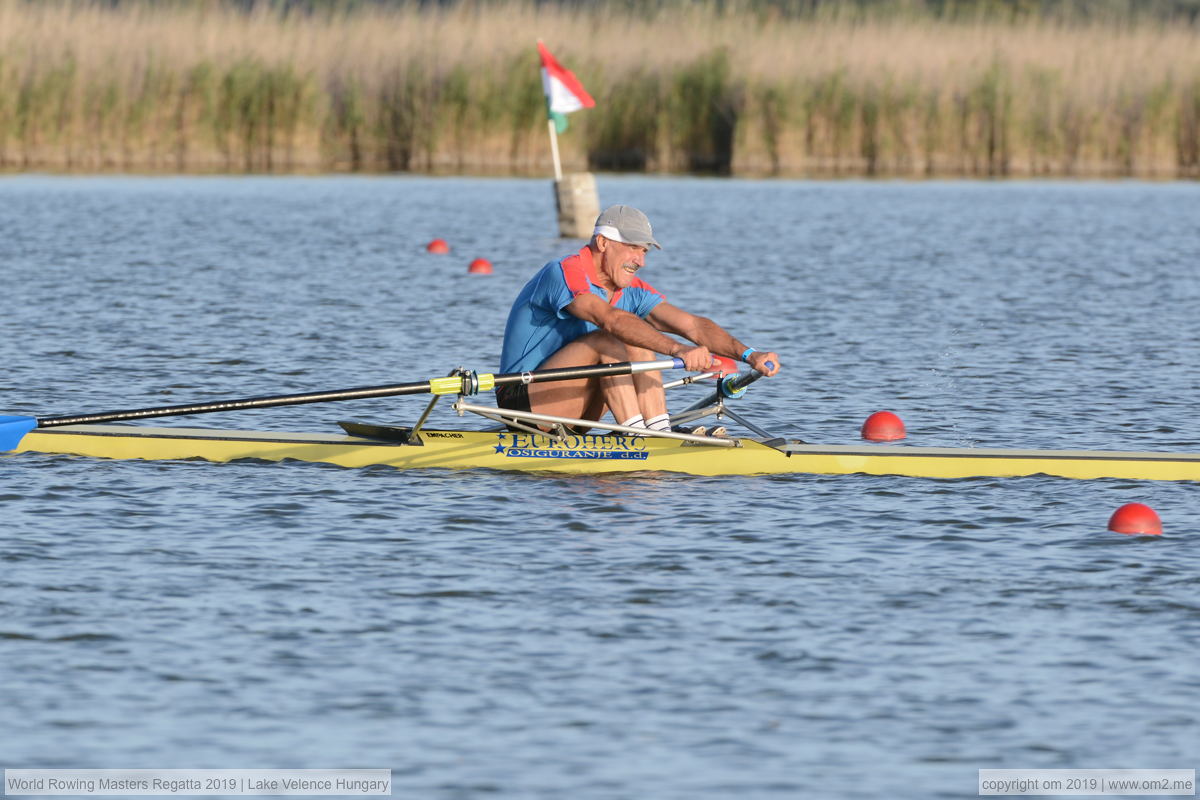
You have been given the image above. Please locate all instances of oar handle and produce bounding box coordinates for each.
[489,358,683,390]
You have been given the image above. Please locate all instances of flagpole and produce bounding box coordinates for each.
[538,39,597,238]
[547,118,563,181]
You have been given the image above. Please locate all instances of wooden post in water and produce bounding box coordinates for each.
[547,118,599,239]
[553,173,600,239]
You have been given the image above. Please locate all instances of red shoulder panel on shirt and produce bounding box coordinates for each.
[559,247,594,298]
[630,276,665,300]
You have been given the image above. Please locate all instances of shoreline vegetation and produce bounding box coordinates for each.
[1,0,1198,178]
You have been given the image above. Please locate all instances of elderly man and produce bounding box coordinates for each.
[497,204,781,432]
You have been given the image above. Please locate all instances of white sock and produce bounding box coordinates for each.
[645,413,671,432]
[619,414,646,429]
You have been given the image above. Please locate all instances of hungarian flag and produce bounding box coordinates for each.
[538,40,595,133]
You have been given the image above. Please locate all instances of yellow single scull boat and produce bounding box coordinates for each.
[10,421,1200,481]
[4,359,1198,481]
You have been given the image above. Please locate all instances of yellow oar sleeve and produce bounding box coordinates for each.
[428,377,463,395]
[428,373,497,396]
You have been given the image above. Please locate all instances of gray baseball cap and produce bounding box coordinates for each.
[593,204,662,250]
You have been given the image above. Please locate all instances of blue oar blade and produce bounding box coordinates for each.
[0,415,38,451]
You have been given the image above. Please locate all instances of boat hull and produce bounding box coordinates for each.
[10,423,1200,481]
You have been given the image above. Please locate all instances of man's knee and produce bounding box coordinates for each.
[580,331,653,361]
[551,330,626,363]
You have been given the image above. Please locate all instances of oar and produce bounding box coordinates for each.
[0,358,685,451]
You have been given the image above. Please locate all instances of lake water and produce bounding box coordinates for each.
[2,175,1199,799]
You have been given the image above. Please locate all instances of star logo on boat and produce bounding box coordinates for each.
[494,442,506,454]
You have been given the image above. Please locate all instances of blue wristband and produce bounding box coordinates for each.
[741,347,757,363]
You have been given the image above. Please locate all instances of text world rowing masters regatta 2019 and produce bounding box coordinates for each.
[3,775,391,794]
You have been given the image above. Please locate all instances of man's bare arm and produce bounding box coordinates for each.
[566,293,715,371]
[648,301,782,376]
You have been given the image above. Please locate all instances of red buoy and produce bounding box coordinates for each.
[861,410,906,441]
[1107,503,1162,536]
[426,238,450,254]
[467,258,493,274]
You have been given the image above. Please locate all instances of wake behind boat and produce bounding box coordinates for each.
[3,360,1199,481]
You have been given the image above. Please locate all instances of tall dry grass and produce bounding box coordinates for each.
[0,0,1197,176]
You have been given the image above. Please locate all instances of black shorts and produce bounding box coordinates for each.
[495,383,532,432]
[495,382,531,413]
[497,380,598,435]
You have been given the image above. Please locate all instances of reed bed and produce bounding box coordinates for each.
[1,0,1197,177]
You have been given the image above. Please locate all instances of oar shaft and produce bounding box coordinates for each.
[35,358,684,428]
[37,381,436,427]
[491,358,681,388]
[675,367,765,417]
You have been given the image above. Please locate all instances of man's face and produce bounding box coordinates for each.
[599,237,649,290]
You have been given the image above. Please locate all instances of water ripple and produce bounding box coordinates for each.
[2,176,1198,798]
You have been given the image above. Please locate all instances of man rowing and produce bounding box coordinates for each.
[497,204,781,433]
